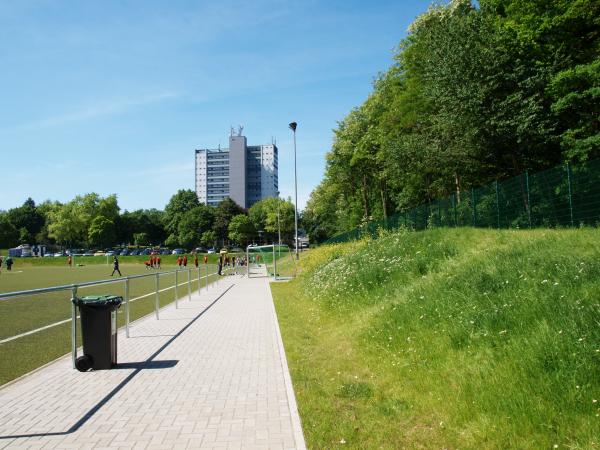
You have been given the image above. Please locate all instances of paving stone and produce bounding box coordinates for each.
[0,273,305,449]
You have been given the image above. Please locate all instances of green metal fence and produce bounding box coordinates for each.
[325,159,600,244]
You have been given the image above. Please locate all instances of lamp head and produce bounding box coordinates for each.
[288,122,297,132]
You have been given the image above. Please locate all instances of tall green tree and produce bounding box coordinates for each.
[213,198,245,244]
[0,214,19,248]
[163,190,200,244]
[228,214,255,246]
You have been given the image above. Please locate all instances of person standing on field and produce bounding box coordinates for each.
[183,254,188,267]
[204,255,208,264]
[177,255,182,267]
[194,253,199,268]
[111,256,122,277]
[6,256,13,271]
[157,255,161,269]
[67,255,72,267]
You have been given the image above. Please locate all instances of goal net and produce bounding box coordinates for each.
[246,244,296,280]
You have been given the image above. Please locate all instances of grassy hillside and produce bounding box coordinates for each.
[271,228,600,449]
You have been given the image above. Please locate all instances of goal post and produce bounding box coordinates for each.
[246,244,296,280]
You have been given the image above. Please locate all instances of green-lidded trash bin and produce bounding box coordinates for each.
[73,295,122,371]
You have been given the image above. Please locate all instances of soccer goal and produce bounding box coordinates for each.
[246,244,297,280]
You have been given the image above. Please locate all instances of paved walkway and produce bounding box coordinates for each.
[0,273,305,449]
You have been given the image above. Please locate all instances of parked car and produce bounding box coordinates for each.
[160,249,171,255]
[129,249,139,256]
[83,251,94,256]
[105,251,116,256]
[120,249,130,256]
[172,248,185,255]
[93,251,106,256]
[53,252,64,257]
[207,248,216,254]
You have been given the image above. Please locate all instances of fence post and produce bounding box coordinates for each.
[155,273,160,320]
[472,190,477,227]
[566,163,574,227]
[125,278,130,338]
[452,194,457,226]
[206,264,209,291]
[197,267,201,294]
[187,269,192,301]
[495,181,500,229]
[71,285,78,369]
[175,270,178,309]
[526,171,532,228]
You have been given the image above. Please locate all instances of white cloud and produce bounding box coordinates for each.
[6,91,182,132]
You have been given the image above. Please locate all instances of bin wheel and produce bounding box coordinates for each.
[75,355,93,372]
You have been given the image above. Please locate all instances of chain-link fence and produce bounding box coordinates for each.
[325,159,600,244]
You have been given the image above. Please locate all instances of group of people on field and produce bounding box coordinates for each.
[217,254,247,276]
[145,255,162,270]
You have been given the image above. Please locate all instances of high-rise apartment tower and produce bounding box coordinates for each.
[195,132,278,209]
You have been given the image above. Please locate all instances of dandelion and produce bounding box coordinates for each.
[593,399,597,403]
[553,445,559,449]
[541,279,549,284]
[499,330,507,334]
[340,438,346,444]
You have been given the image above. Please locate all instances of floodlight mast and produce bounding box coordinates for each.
[289,122,299,260]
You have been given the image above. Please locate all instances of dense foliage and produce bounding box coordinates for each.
[303,0,600,241]
[0,193,296,250]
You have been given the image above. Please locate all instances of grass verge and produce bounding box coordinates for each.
[271,228,600,449]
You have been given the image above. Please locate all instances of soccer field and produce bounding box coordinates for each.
[0,262,221,385]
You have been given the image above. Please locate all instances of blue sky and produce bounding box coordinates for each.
[0,0,432,212]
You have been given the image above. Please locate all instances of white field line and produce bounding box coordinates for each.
[0,275,216,345]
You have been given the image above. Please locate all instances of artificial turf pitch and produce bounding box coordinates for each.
[0,262,220,385]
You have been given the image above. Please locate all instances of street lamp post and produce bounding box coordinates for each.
[289,122,299,260]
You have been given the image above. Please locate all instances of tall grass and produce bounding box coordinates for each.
[272,228,600,449]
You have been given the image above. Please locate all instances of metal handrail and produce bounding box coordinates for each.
[0,264,227,369]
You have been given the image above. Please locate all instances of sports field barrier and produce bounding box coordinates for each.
[0,265,230,370]
[326,158,600,244]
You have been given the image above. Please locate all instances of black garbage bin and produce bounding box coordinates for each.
[73,295,122,372]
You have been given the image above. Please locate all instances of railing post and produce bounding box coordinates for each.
[188,269,192,301]
[566,163,574,227]
[125,278,130,338]
[155,273,160,320]
[71,285,78,369]
[495,180,500,229]
[175,270,179,308]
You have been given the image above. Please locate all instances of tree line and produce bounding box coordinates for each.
[302,0,599,242]
[0,191,296,250]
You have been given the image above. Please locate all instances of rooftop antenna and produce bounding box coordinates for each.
[237,125,244,136]
[230,126,234,137]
